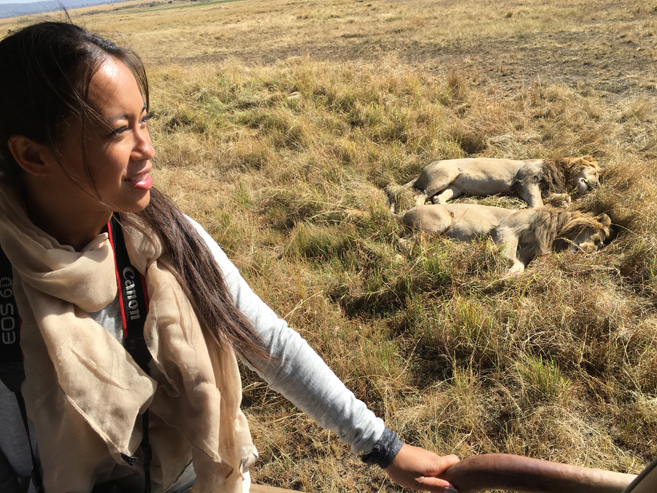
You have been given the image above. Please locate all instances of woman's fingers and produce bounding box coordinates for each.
[385,443,460,491]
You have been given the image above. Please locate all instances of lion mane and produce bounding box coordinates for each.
[537,156,602,196]
[525,207,612,260]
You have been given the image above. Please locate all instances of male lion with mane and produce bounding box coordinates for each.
[390,201,611,273]
[405,156,602,208]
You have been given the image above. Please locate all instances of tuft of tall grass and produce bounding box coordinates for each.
[515,354,572,405]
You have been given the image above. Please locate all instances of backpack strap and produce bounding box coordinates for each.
[0,245,44,493]
[0,243,23,394]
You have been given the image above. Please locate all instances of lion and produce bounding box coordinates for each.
[391,201,611,273]
[404,156,602,208]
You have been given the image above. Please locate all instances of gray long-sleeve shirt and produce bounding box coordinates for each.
[0,217,387,492]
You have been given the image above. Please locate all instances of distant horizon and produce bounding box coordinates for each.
[0,0,119,18]
[0,0,49,4]
[0,0,120,5]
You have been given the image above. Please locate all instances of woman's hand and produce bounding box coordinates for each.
[385,443,460,492]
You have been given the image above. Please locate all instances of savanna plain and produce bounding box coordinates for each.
[3,0,657,491]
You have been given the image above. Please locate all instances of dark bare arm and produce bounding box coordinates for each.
[441,454,635,493]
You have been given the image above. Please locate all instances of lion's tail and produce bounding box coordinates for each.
[402,176,419,189]
[385,187,404,222]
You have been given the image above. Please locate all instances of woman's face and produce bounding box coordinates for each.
[53,56,155,215]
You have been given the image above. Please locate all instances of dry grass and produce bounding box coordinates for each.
[3,0,657,491]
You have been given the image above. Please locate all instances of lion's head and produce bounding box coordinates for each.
[558,155,603,194]
[528,208,611,257]
[553,212,612,253]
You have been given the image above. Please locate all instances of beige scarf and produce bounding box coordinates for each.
[0,182,254,493]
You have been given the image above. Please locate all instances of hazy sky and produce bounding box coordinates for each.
[0,0,45,3]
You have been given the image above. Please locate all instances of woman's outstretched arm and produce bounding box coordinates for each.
[188,217,459,491]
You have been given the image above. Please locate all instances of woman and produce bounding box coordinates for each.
[0,22,459,493]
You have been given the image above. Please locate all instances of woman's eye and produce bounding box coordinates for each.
[108,114,152,136]
[109,125,129,136]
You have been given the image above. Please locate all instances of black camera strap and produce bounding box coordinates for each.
[0,214,152,493]
[107,214,153,493]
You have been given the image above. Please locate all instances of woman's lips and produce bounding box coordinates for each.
[125,172,153,190]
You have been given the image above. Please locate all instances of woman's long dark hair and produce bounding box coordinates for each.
[0,22,268,363]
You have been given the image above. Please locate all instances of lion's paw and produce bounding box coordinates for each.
[508,263,525,274]
[397,238,411,254]
[544,193,572,208]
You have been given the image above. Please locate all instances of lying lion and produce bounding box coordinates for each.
[405,156,602,208]
[393,202,611,273]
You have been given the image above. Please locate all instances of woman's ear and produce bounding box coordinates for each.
[6,135,53,177]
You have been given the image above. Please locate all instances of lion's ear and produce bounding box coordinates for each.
[582,156,593,166]
[595,213,612,228]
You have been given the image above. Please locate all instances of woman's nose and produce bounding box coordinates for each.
[132,127,155,161]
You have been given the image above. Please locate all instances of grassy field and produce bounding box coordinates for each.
[3,0,657,491]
